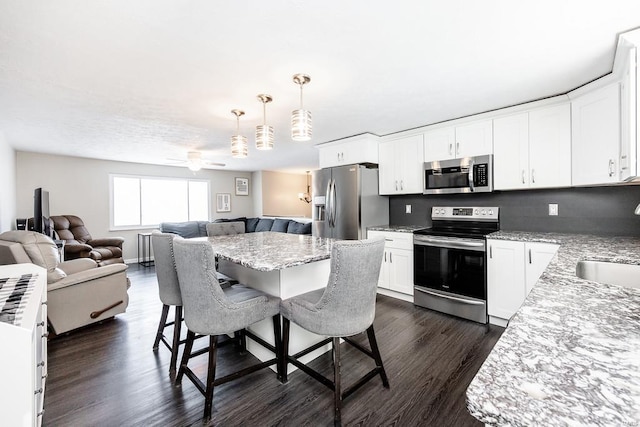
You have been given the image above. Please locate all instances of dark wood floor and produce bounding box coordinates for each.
[43,264,503,427]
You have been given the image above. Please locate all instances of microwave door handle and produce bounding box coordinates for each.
[468,159,475,192]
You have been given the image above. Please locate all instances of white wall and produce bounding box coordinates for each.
[0,132,16,232]
[16,152,253,262]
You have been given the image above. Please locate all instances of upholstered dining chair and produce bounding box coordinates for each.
[280,237,388,427]
[172,237,282,420]
[205,221,246,236]
[150,231,184,376]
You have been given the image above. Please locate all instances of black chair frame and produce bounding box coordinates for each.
[176,314,283,420]
[281,319,389,426]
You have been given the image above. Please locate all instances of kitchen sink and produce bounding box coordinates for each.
[576,260,640,290]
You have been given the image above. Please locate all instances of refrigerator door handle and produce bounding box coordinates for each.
[330,179,337,227]
[325,179,333,227]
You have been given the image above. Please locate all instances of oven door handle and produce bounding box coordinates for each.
[414,237,485,251]
[414,287,485,306]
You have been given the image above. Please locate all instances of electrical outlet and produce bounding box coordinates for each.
[405,204,412,214]
[548,203,558,216]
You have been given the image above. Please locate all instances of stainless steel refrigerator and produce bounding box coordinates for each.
[312,164,389,239]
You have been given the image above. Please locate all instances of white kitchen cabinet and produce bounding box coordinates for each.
[487,240,559,326]
[378,134,424,195]
[525,242,560,296]
[494,104,571,190]
[620,46,637,181]
[317,133,379,169]
[0,264,48,427]
[424,119,493,162]
[367,230,414,296]
[572,83,621,185]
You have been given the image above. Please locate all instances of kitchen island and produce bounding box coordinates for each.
[467,231,640,426]
[197,232,336,368]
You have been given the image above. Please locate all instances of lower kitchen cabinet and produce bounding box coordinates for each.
[368,230,414,298]
[487,239,559,326]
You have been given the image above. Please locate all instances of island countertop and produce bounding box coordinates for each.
[466,231,640,426]
[196,232,336,272]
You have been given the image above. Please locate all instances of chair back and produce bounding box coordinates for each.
[0,231,66,283]
[206,221,245,236]
[51,215,92,244]
[173,238,269,335]
[151,231,182,306]
[313,237,385,337]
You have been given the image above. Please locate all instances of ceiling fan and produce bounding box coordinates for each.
[166,151,226,171]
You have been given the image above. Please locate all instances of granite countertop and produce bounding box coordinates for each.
[198,232,335,272]
[368,224,426,233]
[467,231,640,426]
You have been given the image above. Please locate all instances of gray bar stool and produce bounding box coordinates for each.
[280,237,389,427]
[172,237,282,421]
[150,230,185,376]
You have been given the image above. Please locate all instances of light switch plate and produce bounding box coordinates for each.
[548,203,558,216]
[405,204,412,214]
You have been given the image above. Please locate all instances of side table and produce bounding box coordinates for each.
[137,233,154,267]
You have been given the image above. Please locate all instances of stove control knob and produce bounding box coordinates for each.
[488,209,493,216]
[474,208,479,215]
[481,209,486,215]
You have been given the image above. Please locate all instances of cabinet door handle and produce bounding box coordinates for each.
[37,321,45,327]
[42,332,49,338]
[400,180,404,191]
[531,169,536,184]
[522,170,526,184]
[489,245,492,259]
[448,143,453,155]
[456,142,460,156]
[528,248,532,264]
[41,301,47,305]
[389,252,393,263]
[384,252,387,262]
[608,159,615,177]
[34,388,43,395]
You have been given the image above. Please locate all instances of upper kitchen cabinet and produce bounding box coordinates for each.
[620,46,637,181]
[379,134,424,195]
[494,103,571,190]
[424,119,493,162]
[317,133,379,169]
[571,83,621,185]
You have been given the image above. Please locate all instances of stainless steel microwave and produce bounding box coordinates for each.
[423,154,493,194]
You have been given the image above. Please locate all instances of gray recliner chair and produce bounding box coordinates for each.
[172,237,282,421]
[280,237,389,427]
[0,231,129,335]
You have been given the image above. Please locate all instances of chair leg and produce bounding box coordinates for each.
[281,317,290,383]
[333,337,342,427]
[366,325,389,388]
[153,304,170,351]
[204,335,219,420]
[169,305,182,376]
[272,314,282,381]
[176,330,196,385]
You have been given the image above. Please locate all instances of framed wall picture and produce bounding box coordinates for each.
[235,177,249,196]
[216,193,231,212]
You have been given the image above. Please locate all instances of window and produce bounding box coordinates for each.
[110,175,210,229]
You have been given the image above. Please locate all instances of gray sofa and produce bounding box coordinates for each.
[159,217,311,238]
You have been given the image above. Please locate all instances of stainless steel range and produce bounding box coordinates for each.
[413,206,499,324]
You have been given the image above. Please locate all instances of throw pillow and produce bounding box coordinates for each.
[245,217,260,233]
[271,219,291,233]
[255,218,274,232]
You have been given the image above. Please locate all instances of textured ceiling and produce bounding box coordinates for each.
[0,1,639,173]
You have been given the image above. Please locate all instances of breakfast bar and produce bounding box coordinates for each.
[196,232,336,367]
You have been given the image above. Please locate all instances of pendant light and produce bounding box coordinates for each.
[230,109,248,158]
[256,94,274,150]
[291,73,312,141]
